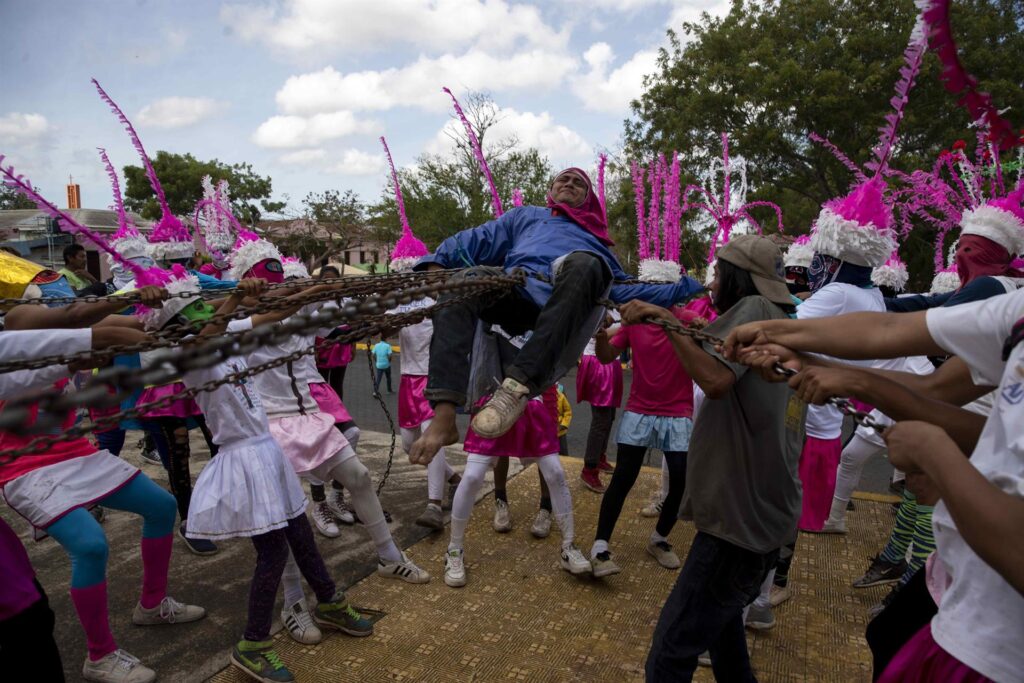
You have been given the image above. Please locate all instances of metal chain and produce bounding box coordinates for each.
[0,276,519,459]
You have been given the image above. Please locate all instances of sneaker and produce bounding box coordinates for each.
[580,467,605,493]
[768,583,792,607]
[415,504,444,531]
[470,378,530,438]
[560,544,592,575]
[313,591,373,637]
[83,649,155,683]
[639,498,663,518]
[91,505,106,523]
[847,500,856,511]
[132,596,206,625]
[868,585,901,619]
[230,639,295,682]
[590,551,621,578]
[178,522,218,555]
[818,517,848,534]
[531,509,552,539]
[598,452,614,473]
[745,603,775,631]
[280,599,322,645]
[378,552,430,584]
[697,651,712,667]
[444,548,467,587]
[492,499,512,533]
[647,541,681,569]
[327,489,355,525]
[139,448,162,466]
[852,554,907,589]
[312,502,341,538]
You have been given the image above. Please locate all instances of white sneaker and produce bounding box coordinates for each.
[647,541,682,570]
[492,499,512,533]
[470,378,530,438]
[640,498,664,518]
[131,596,206,625]
[531,509,552,538]
[281,598,323,645]
[560,544,592,575]
[82,649,155,683]
[312,501,341,538]
[327,489,355,525]
[819,517,848,534]
[444,548,467,587]
[378,552,431,584]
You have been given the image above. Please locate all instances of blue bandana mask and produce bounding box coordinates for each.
[37,276,75,306]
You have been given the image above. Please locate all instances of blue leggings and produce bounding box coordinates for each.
[46,474,177,588]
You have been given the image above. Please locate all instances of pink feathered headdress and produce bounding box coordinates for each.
[381,136,429,272]
[229,228,283,280]
[97,147,149,262]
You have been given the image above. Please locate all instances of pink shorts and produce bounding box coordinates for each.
[464,399,559,458]
[576,355,623,407]
[308,382,352,424]
[137,383,201,419]
[398,375,434,429]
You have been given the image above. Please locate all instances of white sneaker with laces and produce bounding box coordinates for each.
[281,598,323,644]
[82,649,155,683]
[646,541,682,570]
[560,544,592,575]
[640,497,664,518]
[492,499,512,533]
[131,596,206,625]
[378,552,431,584]
[327,489,355,525]
[531,509,552,538]
[471,378,530,438]
[444,548,467,587]
[312,501,341,538]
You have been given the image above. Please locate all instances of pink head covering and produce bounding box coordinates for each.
[546,167,614,246]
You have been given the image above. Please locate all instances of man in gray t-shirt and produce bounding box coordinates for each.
[622,235,804,683]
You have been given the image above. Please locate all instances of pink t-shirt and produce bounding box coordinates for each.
[611,306,697,418]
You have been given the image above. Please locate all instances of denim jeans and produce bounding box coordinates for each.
[645,532,778,682]
[426,253,611,406]
[373,367,392,393]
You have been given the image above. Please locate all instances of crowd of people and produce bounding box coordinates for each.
[0,57,1022,683]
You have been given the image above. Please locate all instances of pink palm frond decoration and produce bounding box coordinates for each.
[443,87,503,217]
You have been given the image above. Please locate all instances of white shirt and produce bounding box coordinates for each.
[925,288,1024,683]
[798,283,902,438]
[182,356,268,447]
[0,330,89,399]
[390,298,434,376]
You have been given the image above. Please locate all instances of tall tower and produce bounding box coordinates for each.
[66,175,81,209]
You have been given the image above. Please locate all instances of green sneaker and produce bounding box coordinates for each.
[230,640,294,682]
[314,591,373,637]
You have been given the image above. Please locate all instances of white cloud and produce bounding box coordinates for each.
[278,148,328,165]
[427,107,591,166]
[274,49,577,115]
[252,112,380,148]
[326,149,385,176]
[0,113,51,141]
[137,97,224,128]
[222,0,565,56]
[572,43,659,114]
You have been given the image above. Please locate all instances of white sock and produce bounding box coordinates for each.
[330,458,401,563]
[448,456,491,551]
[535,455,574,547]
[650,531,668,545]
[753,569,776,609]
[591,540,609,559]
[281,551,305,607]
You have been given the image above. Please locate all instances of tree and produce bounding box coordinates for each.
[265,189,366,264]
[0,184,39,210]
[368,92,554,248]
[123,152,286,225]
[625,0,1024,289]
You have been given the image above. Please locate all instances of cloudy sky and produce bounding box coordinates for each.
[0,0,728,213]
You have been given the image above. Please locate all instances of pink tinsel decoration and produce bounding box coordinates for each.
[597,153,608,216]
[512,188,524,207]
[633,152,685,265]
[825,176,894,231]
[0,154,145,279]
[234,228,262,250]
[809,133,868,183]
[864,36,927,175]
[97,147,138,238]
[379,136,428,262]
[380,136,411,233]
[443,87,503,217]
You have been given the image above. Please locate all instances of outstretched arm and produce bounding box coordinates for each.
[4,286,168,331]
[200,279,268,337]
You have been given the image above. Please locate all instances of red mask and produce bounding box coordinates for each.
[954,235,1024,286]
[246,258,284,284]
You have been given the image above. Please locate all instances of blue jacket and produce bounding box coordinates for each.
[885,276,1008,312]
[191,270,238,291]
[414,206,703,308]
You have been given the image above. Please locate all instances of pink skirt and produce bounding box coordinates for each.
[464,398,559,458]
[398,375,433,429]
[268,413,350,475]
[879,624,992,683]
[797,435,842,531]
[309,382,352,424]
[137,383,201,419]
[576,355,623,407]
[316,338,354,368]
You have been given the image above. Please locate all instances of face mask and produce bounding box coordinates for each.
[36,276,75,306]
[247,259,284,284]
[178,298,216,324]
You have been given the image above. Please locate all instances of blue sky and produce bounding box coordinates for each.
[0,0,728,214]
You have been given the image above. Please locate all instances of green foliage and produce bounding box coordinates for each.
[624,0,1024,289]
[0,184,39,210]
[123,151,285,225]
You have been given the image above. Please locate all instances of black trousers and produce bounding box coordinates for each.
[595,444,686,543]
[425,253,610,406]
[583,405,616,468]
[0,583,64,682]
[865,567,936,681]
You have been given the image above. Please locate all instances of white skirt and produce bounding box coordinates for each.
[186,434,307,541]
[3,450,139,529]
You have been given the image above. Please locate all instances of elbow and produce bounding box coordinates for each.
[700,375,733,400]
